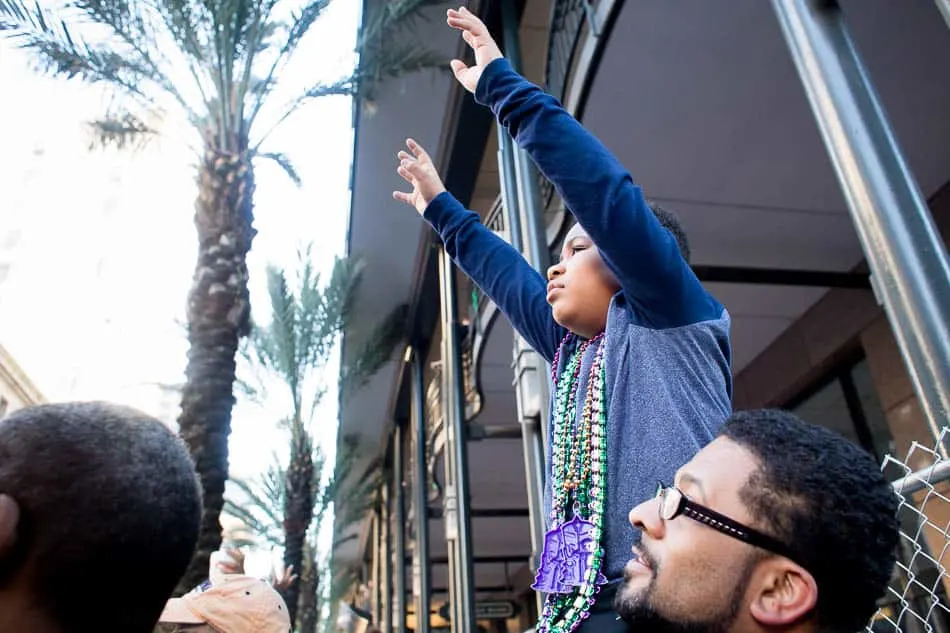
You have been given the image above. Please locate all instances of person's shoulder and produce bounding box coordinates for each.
[607,299,728,332]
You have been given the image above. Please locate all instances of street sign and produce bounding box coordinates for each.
[438,600,518,621]
[475,601,517,619]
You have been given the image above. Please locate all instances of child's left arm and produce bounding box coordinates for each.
[447,8,723,329]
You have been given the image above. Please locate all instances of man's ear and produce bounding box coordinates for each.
[0,495,20,558]
[749,559,818,627]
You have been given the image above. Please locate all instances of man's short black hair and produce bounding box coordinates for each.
[0,402,202,633]
[720,409,899,633]
[648,202,691,264]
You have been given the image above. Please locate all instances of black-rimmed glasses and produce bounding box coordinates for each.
[654,483,800,564]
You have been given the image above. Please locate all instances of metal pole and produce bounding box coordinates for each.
[935,0,950,30]
[891,459,950,496]
[373,501,382,626]
[770,0,950,454]
[394,423,408,633]
[498,131,524,253]
[438,246,476,633]
[382,473,393,633]
[498,0,549,613]
[500,0,552,276]
[511,341,547,614]
[411,350,432,633]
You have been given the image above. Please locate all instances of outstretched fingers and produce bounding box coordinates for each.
[446,7,484,33]
[406,138,430,162]
[394,143,418,205]
[450,59,468,82]
[396,162,418,184]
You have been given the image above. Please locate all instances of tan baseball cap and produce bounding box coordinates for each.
[158,575,290,633]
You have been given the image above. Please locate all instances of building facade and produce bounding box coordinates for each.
[334,2,950,633]
[0,343,46,418]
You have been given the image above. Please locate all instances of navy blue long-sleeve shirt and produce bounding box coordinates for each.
[423,58,732,581]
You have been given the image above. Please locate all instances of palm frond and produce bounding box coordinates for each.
[281,0,330,58]
[324,257,364,326]
[257,151,301,187]
[245,0,330,126]
[230,473,286,529]
[223,498,283,549]
[339,303,408,400]
[357,43,449,103]
[331,437,385,535]
[354,0,449,103]
[261,264,300,401]
[1,0,200,122]
[226,469,287,549]
[359,0,444,43]
[0,0,35,30]
[71,0,199,116]
[88,112,157,150]
[253,76,353,150]
[146,0,210,63]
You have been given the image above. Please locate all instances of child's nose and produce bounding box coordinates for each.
[547,262,565,280]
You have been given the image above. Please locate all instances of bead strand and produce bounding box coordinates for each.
[537,338,608,633]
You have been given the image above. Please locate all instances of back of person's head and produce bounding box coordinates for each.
[720,409,899,632]
[562,201,690,263]
[0,402,202,633]
[648,202,691,263]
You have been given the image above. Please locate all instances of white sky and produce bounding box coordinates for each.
[0,0,359,577]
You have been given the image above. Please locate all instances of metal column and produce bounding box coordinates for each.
[382,475,393,633]
[497,0,549,612]
[438,246,476,633]
[411,349,432,633]
[771,0,950,452]
[394,423,408,633]
[935,0,950,30]
[372,502,382,627]
[500,0,552,276]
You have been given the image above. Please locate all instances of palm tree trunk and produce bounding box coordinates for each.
[175,142,256,594]
[297,540,321,633]
[284,419,315,624]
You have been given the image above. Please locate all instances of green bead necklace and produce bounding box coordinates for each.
[535,332,609,633]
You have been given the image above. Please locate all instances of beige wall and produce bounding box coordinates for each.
[0,343,44,417]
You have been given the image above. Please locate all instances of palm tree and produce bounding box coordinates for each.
[0,0,444,591]
[232,250,405,627]
[226,435,386,632]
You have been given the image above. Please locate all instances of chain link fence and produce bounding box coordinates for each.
[871,428,950,633]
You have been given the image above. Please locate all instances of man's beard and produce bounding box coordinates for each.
[614,547,748,633]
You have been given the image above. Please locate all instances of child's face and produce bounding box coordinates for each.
[546,224,620,338]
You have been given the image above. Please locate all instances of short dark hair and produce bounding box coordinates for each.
[648,202,691,264]
[720,409,899,633]
[0,402,202,633]
[563,202,691,263]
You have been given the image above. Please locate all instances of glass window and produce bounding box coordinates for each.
[790,357,893,461]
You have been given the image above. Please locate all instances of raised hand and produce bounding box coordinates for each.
[392,138,446,215]
[446,6,503,93]
[272,564,298,592]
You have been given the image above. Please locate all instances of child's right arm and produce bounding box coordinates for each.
[394,139,565,362]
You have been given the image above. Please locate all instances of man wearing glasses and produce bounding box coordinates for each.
[617,409,899,633]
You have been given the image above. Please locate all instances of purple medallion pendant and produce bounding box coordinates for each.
[532,515,606,593]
